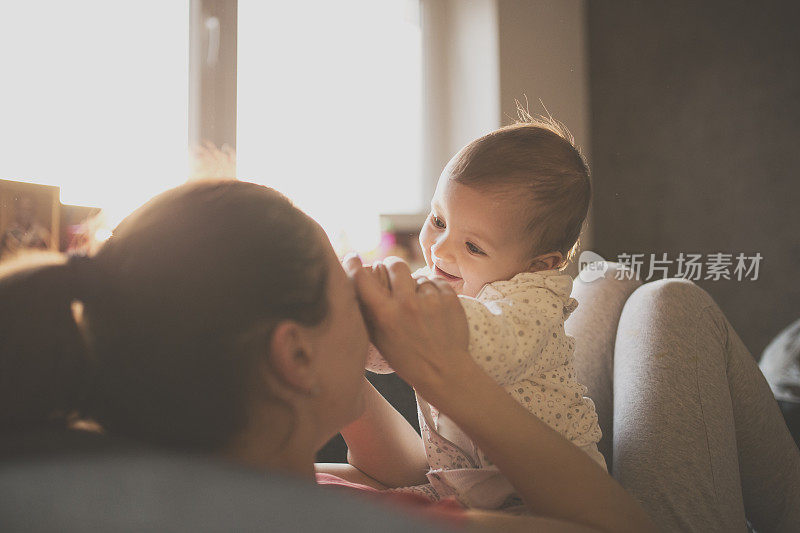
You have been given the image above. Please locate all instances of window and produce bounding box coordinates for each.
[0,1,189,225]
[237,0,423,252]
[1,1,423,253]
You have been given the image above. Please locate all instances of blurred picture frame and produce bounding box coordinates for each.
[378,213,427,269]
[0,179,60,260]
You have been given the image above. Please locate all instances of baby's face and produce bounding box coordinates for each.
[419,167,532,297]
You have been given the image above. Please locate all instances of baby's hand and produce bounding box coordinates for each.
[370,262,391,292]
[362,260,431,289]
[412,264,433,281]
[342,255,392,292]
[345,255,470,397]
[342,256,395,374]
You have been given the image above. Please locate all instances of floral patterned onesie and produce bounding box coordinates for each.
[365,268,606,512]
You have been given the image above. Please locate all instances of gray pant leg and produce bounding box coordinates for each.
[567,263,642,470]
[614,279,800,533]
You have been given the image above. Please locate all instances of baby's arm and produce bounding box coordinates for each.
[458,288,561,386]
[368,281,561,381]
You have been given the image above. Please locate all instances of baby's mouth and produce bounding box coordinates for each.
[434,264,462,281]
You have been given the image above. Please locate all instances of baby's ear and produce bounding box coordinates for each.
[528,252,564,272]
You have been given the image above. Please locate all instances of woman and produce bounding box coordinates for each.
[0,180,650,531]
[0,180,793,531]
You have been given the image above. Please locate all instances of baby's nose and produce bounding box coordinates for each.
[431,235,455,261]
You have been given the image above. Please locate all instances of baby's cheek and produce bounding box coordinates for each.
[418,227,432,259]
[461,280,481,298]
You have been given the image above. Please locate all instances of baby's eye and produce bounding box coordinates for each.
[431,214,445,229]
[466,242,485,255]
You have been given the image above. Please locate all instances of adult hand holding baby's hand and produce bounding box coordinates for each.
[339,258,396,374]
[342,254,472,400]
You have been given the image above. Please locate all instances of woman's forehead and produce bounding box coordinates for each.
[315,230,352,291]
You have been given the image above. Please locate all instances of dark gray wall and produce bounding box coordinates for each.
[587,1,800,356]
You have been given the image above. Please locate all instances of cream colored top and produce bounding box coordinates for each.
[365,268,605,509]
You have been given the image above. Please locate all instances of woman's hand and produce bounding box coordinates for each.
[342,255,473,400]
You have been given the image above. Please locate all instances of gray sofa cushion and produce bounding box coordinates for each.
[0,453,444,532]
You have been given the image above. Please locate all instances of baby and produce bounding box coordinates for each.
[365,114,605,513]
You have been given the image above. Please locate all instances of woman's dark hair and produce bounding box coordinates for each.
[0,254,91,429]
[0,180,330,451]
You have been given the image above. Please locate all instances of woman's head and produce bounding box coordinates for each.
[0,180,368,455]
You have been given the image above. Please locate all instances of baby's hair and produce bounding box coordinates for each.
[449,100,591,269]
